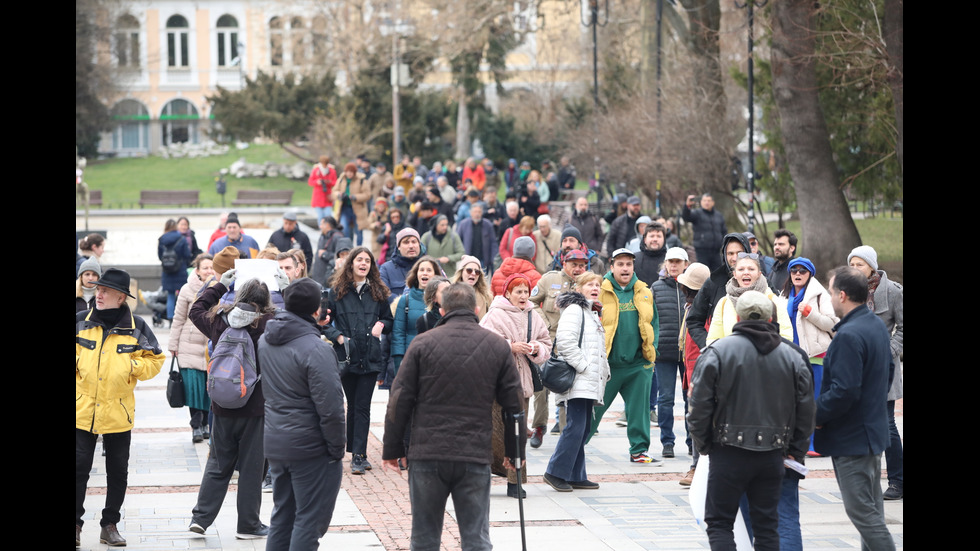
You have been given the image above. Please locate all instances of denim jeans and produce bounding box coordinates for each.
[778,475,803,551]
[546,398,594,483]
[655,360,689,448]
[339,204,362,246]
[314,206,331,225]
[832,454,896,551]
[266,455,343,551]
[409,460,492,551]
[885,400,903,488]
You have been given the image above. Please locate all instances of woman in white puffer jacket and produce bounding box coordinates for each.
[543,271,611,492]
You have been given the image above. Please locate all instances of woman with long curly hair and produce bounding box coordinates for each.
[321,247,393,475]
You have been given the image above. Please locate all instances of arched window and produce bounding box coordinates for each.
[161,99,199,146]
[114,14,140,68]
[167,15,189,68]
[111,99,149,151]
[217,15,239,67]
[312,15,328,59]
[291,17,308,65]
[269,17,283,66]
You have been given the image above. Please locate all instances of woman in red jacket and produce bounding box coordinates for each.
[309,155,337,224]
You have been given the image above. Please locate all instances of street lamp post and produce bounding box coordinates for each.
[581,0,608,210]
[735,0,767,233]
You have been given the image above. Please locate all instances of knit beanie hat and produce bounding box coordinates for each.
[78,256,102,279]
[212,246,240,276]
[560,226,583,247]
[847,246,878,271]
[283,278,322,316]
[396,227,421,247]
[457,255,482,273]
[513,236,536,260]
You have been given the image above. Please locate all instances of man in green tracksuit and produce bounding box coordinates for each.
[588,248,661,464]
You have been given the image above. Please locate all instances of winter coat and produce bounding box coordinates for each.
[268,226,314,271]
[532,228,562,275]
[308,163,337,208]
[789,277,838,358]
[379,253,418,302]
[421,230,465,278]
[389,287,425,367]
[553,292,610,405]
[569,210,604,252]
[457,218,498,270]
[529,269,576,341]
[873,270,903,400]
[490,258,542,297]
[634,244,667,287]
[169,272,210,371]
[158,229,192,293]
[605,213,640,254]
[321,282,394,374]
[499,227,535,262]
[382,309,525,464]
[652,275,686,362]
[480,295,553,398]
[76,279,95,313]
[76,305,165,434]
[681,204,727,250]
[599,274,658,365]
[258,309,346,461]
[707,288,794,345]
[189,282,271,418]
[333,172,372,229]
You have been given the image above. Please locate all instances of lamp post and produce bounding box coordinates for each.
[381,17,411,164]
[735,0,766,233]
[581,0,608,210]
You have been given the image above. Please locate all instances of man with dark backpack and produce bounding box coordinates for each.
[187,271,278,540]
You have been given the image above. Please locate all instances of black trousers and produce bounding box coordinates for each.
[76,429,131,527]
[705,446,784,551]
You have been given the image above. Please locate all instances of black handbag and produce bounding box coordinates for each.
[524,312,544,392]
[540,309,585,394]
[166,357,185,408]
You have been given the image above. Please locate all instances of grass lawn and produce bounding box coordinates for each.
[82,144,315,208]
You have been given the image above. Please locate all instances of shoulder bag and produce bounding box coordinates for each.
[540,307,584,394]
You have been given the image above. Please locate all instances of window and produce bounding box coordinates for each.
[161,99,199,146]
[217,15,239,67]
[269,17,283,66]
[167,15,189,68]
[291,17,308,65]
[114,15,140,68]
[312,16,328,59]
[111,99,149,151]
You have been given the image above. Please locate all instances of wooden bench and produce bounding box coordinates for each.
[139,190,200,208]
[76,189,103,207]
[231,190,294,206]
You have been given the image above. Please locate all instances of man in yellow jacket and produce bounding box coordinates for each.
[587,248,661,464]
[76,268,165,547]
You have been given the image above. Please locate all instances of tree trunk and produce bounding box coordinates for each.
[770,0,861,270]
[884,0,903,175]
[454,84,470,160]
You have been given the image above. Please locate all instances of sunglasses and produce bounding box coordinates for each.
[464,267,481,275]
[790,266,810,275]
[736,252,760,260]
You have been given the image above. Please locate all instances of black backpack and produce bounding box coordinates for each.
[161,243,181,274]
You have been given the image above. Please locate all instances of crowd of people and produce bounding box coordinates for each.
[76,167,902,550]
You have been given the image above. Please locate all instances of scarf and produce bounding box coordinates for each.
[724,274,770,308]
[866,271,881,311]
[787,282,808,345]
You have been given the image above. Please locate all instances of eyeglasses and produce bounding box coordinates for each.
[736,252,760,260]
[464,268,481,275]
[790,266,810,274]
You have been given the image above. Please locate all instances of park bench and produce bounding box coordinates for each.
[139,190,200,208]
[231,190,294,206]
[78,189,103,207]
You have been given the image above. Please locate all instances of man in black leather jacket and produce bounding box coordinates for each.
[688,290,815,551]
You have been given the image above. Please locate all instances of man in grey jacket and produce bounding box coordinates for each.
[258,278,346,551]
[689,290,815,551]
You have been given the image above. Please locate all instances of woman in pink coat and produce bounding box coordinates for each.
[479,273,552,498]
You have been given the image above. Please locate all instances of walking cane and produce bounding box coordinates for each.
[511,411,528,551]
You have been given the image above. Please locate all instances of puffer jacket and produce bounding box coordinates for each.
[480,295,553,398]
[790,277,838,358]
[322,281,394,374]
[391,287,426,364]
[599,273,658,364]
[553,292,610,405]
[76,305,165,434]
[490,257,542,297]
[258,309,346,462]
[169,272,209,371]
[873,270,903,400]
[652,275,685,362]
[379,253,418,302]
[689,320,814,458]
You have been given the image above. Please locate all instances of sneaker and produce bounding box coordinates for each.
[262,472,273,492]
[529,426,545,449]
[506,483,527,498]
[650,410,658,427]
[201,424,210,439]
[550,422,561,435]
[615,414,628,427]
[188,522,206,535]
[570,480,600,490]
[806,450,822,458]
[351,455,366,475]
[883,484,903,500]
[662,444,675,458]
[192,427,204,443]
[630,452,662,465]
[543,472,573,492]
[236,524,269,540]
[362,456,373,470]
[680,467,696,486]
